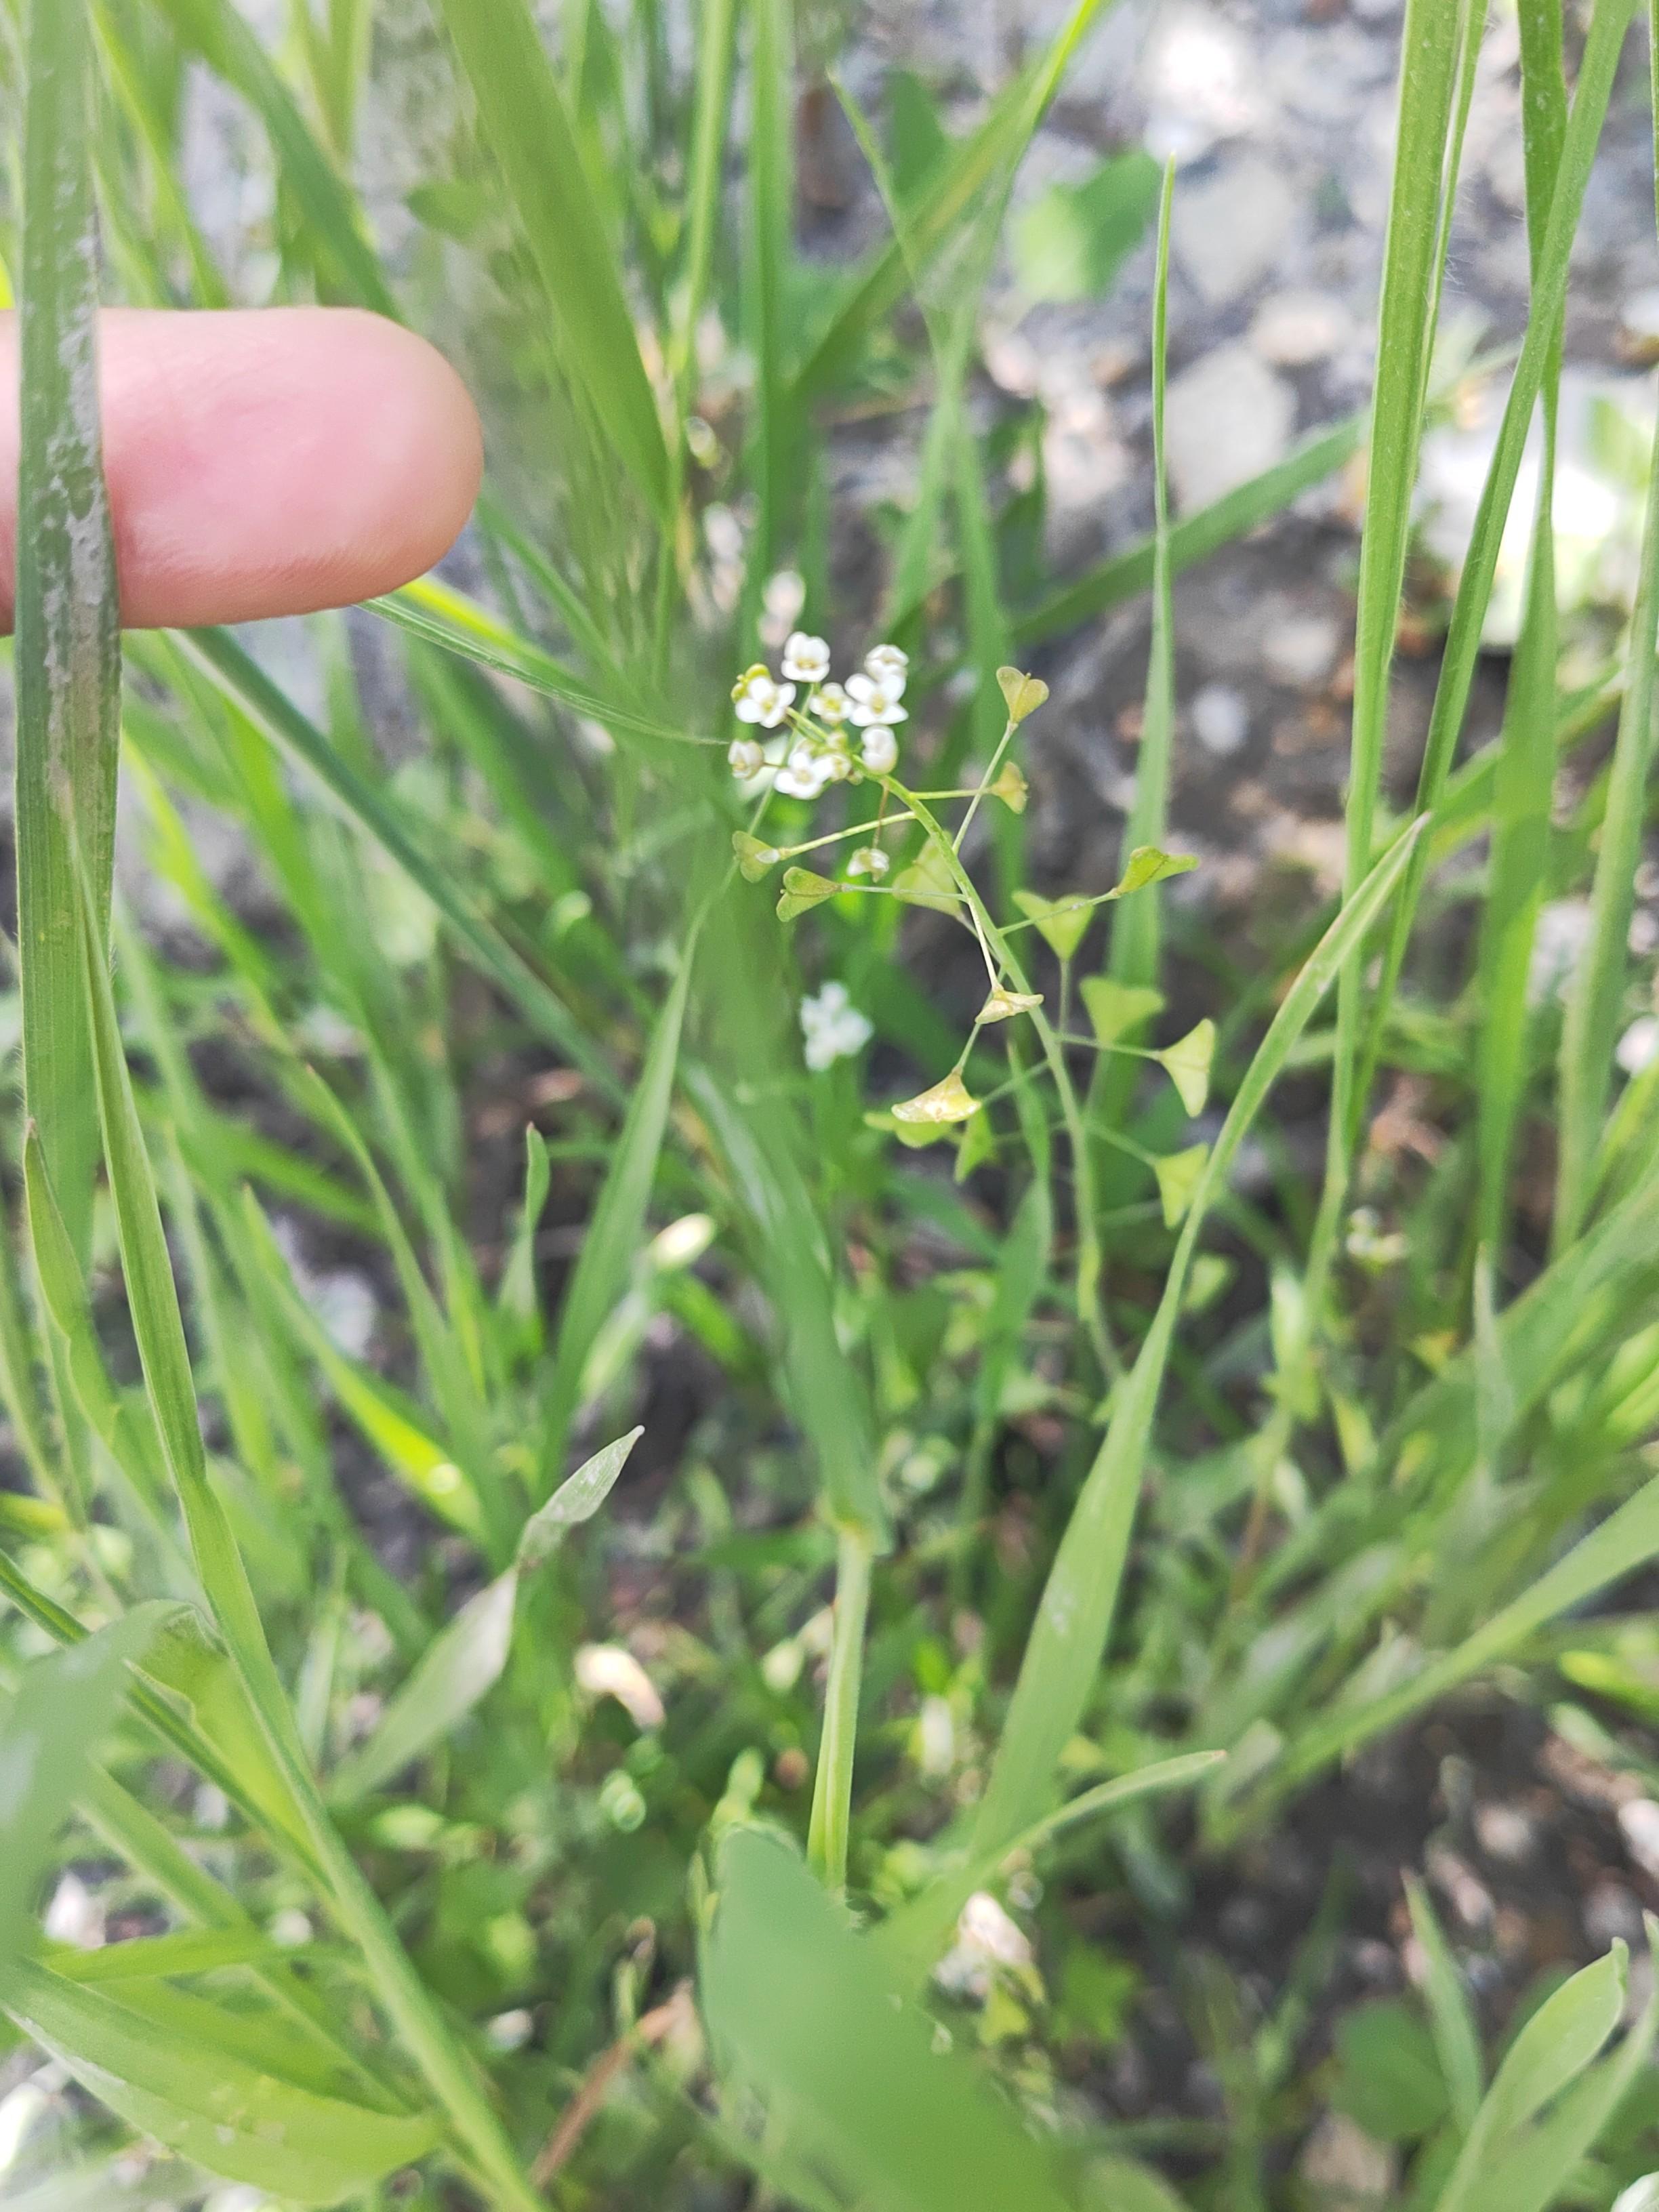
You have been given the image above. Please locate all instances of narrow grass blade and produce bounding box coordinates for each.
[16,0,121,1265]
[1090,162,1175,1146]
[436,0,670,518]
[1363,0,1639,1099]
[150,0,394,313]
[1017,412,1364,648]
[1326,0,1461,1181]
[744,0,794,581]
[173,626,617,1095]
[972,821,1425,1857]
[367,581,711,747]
[74,875,545,2209]
[1405,1875,1484,2134]
[792,0,1118,403]
[1556,369,1659,1238]
[877,1750,1222,1989]
[702,1828,1076,2212]
[541,930,697,1483]
[1471,0,1565,1263]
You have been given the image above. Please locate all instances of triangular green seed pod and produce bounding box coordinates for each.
[996,666,1050,723]
[892,1069,981,1124]
[1154,1143,1209,1229]
[1158,1019,1215,1116]
[989,760,1029,813]
[893,844,958,915]
[976,985,1043,1025]
[777,867,838,920]
[733,832,782,882]
[1079,977,1165,1046]
[1012,888,1093,962]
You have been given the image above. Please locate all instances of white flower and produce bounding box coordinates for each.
[847,845,890,879]
[846,671,908,729]
[782,631,832,684]
[859,724,899,775]
[1618,1015,1659,1073]
[800,981,872,1071]
[811,681,851,724]
[864,642,909,691]
[775,743,838,801]
[733,665,797,728]
[759,568,806,647]
[727,737,764,778]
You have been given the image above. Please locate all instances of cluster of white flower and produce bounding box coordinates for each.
[728,635,909,800]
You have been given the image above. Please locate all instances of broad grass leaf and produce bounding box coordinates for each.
[1010,150,1162,302]
[703,1828,1073,2212]
[136,1612,314,1857]
[0,1607,174,1972]
[3,1959,438,2206]
[1331,2000,1449,2142]
[331,1430,640,1805]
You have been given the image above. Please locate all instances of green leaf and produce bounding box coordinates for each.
[1080,978,1165,1047]
[1153,1143,1209,1229]
[3,1959,438,2206]
[1012,888,1094,961]
[435,0,671,517]
[16,0,121,1265]
[1158,1019,1215,1117]
[0,1607,173,1970]
[1009,149,1163,302]
[703,1828,1075,2212]
[1331,2000,1450,2142]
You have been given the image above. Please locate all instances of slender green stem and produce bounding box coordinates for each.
[806,1528,874,1893]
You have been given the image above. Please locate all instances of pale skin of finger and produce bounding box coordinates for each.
[0,306,483,631]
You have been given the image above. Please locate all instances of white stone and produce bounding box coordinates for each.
[1618,1797,1659,1879]
[1261,611,1340,687]
[1166,344,1296,513]
[1191,683,1250,756]
[1250,289,1351,367]
[1174,157,1298,307]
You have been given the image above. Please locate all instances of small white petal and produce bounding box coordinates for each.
[860,726,899,773]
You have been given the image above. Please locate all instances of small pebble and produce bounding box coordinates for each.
[1191,682,1250,757]
[1618,1797,1659,1879]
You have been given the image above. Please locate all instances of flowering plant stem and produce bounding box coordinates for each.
[806,1526,875,1893]
[889,781,1119,1384]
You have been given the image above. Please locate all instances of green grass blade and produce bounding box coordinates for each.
[1326,0,1461,1183]
[1362,0,1638,1097]
[1555,381,1659,1238]
[790,0,1118,403]
[148,0,394,313]
[744,0,794,581]
[1471,0,1565,1263]
[436,0,671,518]
[1405,1874,1484,2134]
[16,0,121,1265]
[173,626,618,1097]
[541,928,697,1482]
[972,820,1425,1858]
